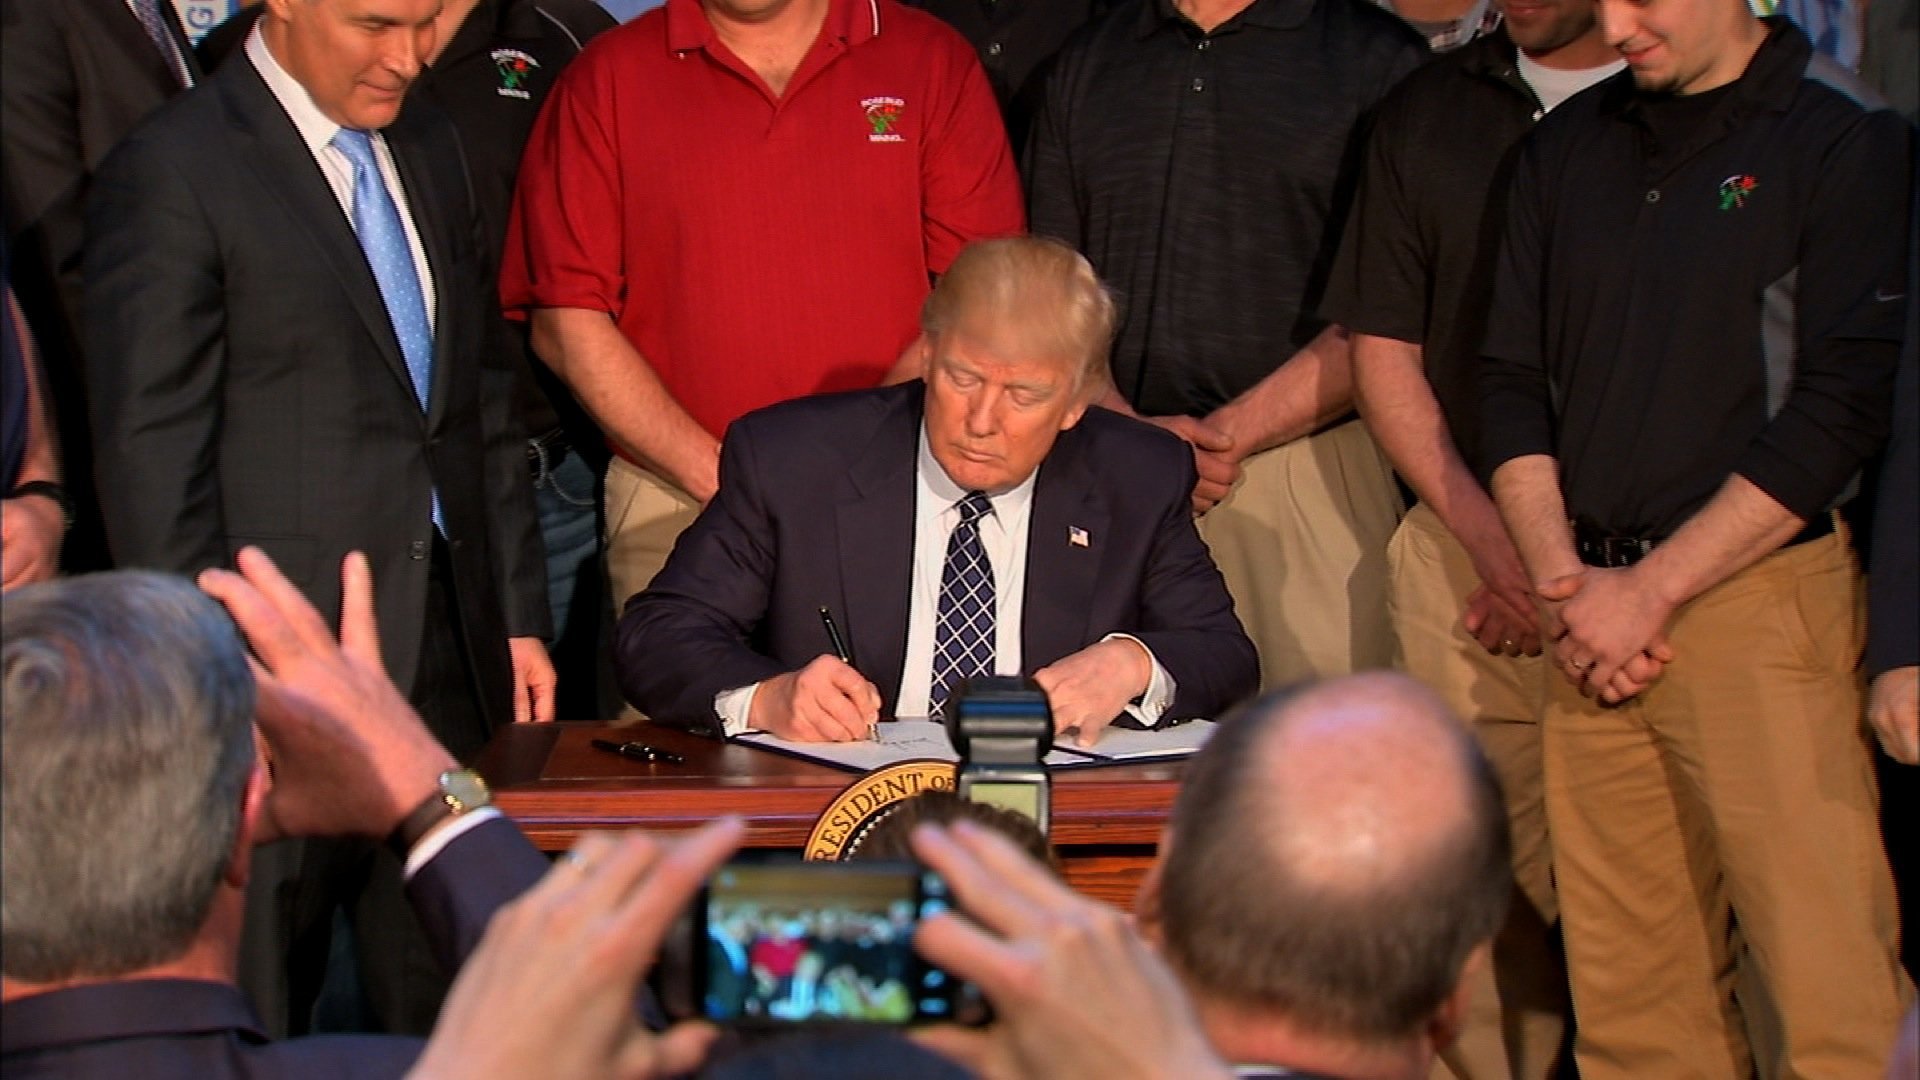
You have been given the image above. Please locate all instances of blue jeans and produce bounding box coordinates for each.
[531,443,599,635]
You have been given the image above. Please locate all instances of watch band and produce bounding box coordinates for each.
[386,769,490,857]
[7,480,73,529]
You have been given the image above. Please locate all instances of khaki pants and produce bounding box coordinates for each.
[1198,417,1403,689]
[604,455,702,615]
[1543,529,1910,1079]
[1389,503,1569,1080]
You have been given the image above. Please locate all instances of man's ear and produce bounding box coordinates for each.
[225,751,272,888]
[1134,826,1173,944]
[1428,940,1491,1054]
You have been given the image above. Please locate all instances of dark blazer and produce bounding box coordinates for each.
[0,0,202,570]
[618,382,1259,731]
[0,817,547,1079]
[83,52,549,738]
[1866,177,1918,679]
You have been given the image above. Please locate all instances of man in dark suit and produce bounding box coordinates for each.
[619,237,1257,745]
[82,0,552,1035]
[0,553,548,1077]
[0,0,202,573]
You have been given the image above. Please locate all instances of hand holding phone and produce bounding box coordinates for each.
[906,820,1235,1080]
[690,856,985,1027]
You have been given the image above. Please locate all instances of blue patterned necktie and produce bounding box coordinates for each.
[127,0,193,89]
[930,491,996,717]
[332,128,441,530]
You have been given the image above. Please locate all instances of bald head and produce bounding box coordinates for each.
[1154,673,1509,1044]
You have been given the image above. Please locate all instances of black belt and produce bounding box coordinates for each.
[526,426,571,477]
[1573,513,1834,568]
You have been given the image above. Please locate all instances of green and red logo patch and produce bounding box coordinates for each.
[861,96,906,143]
[491,48,539,100]
[1717,174,1758,210]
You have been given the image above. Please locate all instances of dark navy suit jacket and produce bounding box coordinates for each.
[0,817,545,1078]
[616,381,1259,732]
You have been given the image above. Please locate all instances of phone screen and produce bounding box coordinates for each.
[693,858,971,1025]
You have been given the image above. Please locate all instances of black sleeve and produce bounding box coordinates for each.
[614,419,787,733]
[1023,36,1083,251]
[1733,110,1912,521]
[1867,181,1919,677]
[1476,134,1557,479]
[1320,80,1427,343]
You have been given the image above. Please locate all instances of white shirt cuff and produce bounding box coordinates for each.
[714,683,760,737]
[401,805,503,881]
[1102,632,1176,728]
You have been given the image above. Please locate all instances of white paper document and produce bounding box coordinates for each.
[732,718,1215,773]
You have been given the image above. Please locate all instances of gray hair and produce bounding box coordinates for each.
[2,571,257,982]
[921,236,1119,397]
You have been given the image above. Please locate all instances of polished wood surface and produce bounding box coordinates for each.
[474,722,1182,907]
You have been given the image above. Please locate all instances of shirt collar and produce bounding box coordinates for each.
[246,25,345,155]
[1605,16,1805,122]
[1136,0,1316,39]
[1,979,268,1057]
[915,424,1038,526]
[668,0,880,56]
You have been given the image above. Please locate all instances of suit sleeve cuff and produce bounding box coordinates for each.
[403,806,504,881]
[1102,633,1176,728]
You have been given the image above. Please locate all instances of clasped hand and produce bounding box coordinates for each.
[1538,567,1676,704]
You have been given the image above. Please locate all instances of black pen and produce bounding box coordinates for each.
[818,605,854,665]
[591,738,685,765]
[818,606,878,741]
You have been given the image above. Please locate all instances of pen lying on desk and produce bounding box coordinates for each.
[590,738,686,765]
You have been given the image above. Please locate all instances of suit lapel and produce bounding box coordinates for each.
[92,0,193,94]
[218,62,423,417]
[834,388,922,712]
[1023,424,1108,668]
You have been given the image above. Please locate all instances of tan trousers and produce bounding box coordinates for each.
[1542,529,1910,1079]
[1389,503,1570,1080]
[1198,417,1403,689]
[604,455,703,615]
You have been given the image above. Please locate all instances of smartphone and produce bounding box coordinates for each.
[686,856,985,1027]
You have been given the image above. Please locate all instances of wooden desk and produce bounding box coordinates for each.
[474,723,1183,907]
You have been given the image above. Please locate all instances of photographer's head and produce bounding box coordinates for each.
[1140,673,1510,1076]
[2,572,261,989]
[847,789,1057,871]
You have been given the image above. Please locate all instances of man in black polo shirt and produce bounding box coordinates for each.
[902,0,1114,150]
[1027,0,1426,691]
[1320,0,1620,1074]
[1479,2,1913,1073]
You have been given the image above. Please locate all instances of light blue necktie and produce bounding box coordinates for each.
[332,128,442,531]
[930,492,996,717]
[127,0,193,89]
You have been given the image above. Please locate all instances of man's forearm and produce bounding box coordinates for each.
[1352,332,1501,539]
[529,307,720,502]
[1490,455,1582,583]
[1634,474,1806,611]
[1208,323,1355,456]
[9,290,59,487]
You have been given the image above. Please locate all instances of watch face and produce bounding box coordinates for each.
[442,769,492,812]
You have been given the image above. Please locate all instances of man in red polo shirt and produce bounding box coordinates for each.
[502,0,1024,624]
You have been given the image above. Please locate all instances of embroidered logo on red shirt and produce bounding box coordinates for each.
[861,97,906,143]
[1717,174,1758,210]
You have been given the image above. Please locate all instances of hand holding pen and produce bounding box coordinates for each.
[737,609,881,742]
[819,607,879,742]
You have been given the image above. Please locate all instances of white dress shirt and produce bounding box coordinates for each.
[245,29,437,330]
[716,425,1174,734]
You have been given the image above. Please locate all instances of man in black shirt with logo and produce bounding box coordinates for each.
[1479,2,1913,1073]
[1320,0,1620,1073]
[1027,0,1427,691]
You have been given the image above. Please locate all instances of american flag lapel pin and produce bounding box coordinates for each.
[1068,526,1090,548]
